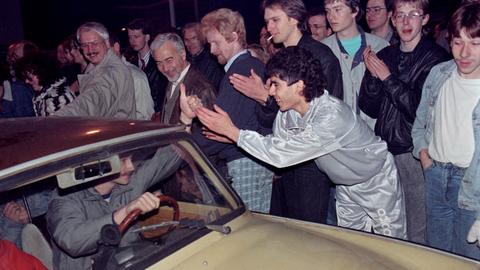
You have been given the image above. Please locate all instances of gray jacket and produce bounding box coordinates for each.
[54,49,136,119]
[321,31,388,129]
[47,146,181,270]
[237,92,393,185]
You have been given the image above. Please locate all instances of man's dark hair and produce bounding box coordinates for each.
[307,6,331,30]
[127,18,153,35]
[16,52,61,89]
[384,0,394,12]
[108,32,121,47]
[447,2,480,42]
[266,47,326,102]
[308,6,327,18]
[262,0,307,32]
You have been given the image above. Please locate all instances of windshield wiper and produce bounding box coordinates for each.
[131,218,231,235]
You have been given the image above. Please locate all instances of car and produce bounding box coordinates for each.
[0,117,479,270]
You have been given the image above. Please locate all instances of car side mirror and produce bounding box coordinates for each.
[56,155,122,189]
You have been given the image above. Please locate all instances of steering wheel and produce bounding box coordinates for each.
[118,194,179,234]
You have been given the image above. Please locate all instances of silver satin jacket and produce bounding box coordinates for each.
[237,92,392,186]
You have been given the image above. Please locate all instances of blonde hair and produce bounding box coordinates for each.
[201,8,247,48]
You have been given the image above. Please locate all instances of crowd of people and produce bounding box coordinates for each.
[1,0,480,268]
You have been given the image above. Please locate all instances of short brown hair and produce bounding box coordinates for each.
[393,0,429,14]
[447,2,480,42]
[200,8,247,48]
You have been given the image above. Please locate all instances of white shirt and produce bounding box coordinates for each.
[429,70,480,167]
[138,50,151,68]
[169,64,191,98]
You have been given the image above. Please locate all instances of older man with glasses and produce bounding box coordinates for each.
[54,22,136,119]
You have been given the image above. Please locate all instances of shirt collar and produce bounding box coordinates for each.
[224,49,248,72]
[336,27,367,70]
[139,50,151,66]
[170,64,191,98]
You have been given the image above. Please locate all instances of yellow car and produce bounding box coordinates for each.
[0,117,478,270]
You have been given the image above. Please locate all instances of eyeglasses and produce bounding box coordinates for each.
[79,40,103,50]
[366,7,387,15]
[393,11,424,22]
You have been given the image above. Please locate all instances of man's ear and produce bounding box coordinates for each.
[295,80,306,96]
[288,17,299,27]
[145,34,151,43]
[422,14,430,26]
[180,50,187,61]
[231,32,239,42]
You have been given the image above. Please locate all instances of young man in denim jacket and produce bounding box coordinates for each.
[412,2,480,260]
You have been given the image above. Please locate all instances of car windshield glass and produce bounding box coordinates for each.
[0,138,241,269]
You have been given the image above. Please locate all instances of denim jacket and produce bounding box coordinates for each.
[412,60,480,217]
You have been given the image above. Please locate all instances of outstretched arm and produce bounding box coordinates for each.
[195,105,240,143]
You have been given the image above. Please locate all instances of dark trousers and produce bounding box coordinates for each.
[270,160,332,223]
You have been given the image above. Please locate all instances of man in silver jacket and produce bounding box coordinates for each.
[191,47,407,239]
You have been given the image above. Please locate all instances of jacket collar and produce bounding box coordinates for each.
[85,49,116,74]
[284,92,330,131]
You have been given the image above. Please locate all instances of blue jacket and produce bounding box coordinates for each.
[193,52,271,162]
[412,60,480,217]
[0,81,35,118]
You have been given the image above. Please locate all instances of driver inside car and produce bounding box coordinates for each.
[47,145,181,270]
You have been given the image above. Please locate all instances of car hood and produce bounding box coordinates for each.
[150,213,479,270]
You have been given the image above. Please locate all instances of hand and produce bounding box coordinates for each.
[363,46,376,76]
[195,105,240,142]
[114,192,161,224]
[202,128,234,144]
[419,149,433,170]
[179,83,200,123]
[363,47,391,81]
[467,220,480,245]
[229,69,269,104]
[3,201,29,224]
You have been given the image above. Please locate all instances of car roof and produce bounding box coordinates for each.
[0,117,183,173]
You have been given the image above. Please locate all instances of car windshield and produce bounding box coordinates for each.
[0,136,242,269]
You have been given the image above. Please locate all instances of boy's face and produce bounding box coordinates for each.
[392,2,428,46]
[325,0,358,35]
[264,6,299,45]
[113,156,135,185]
[452,28,480,79]
[128,29,150,52]
[268,75,305,112]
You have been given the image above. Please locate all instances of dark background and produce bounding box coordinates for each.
[0,0,464,52]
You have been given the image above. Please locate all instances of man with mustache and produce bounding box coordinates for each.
[54,22,136,119]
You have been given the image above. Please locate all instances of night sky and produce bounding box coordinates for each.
[18,0,462,50]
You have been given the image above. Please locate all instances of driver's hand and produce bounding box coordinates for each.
[126,192,161,214]
[3,201,29,224]
[114,192,161,224]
